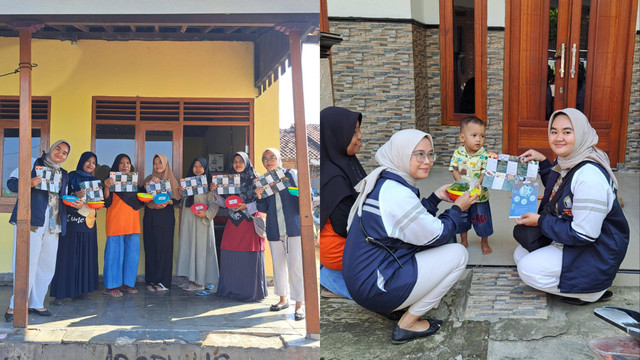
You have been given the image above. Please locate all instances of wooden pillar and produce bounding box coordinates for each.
[287,28,320,336]
[12,24,38,328]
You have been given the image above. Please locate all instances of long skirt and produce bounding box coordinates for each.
[217,249,268,302]
[49,231,99,299]
[143,206,175,288]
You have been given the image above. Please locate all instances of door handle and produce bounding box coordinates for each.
[570,43,577,78]
[559,43,566,78]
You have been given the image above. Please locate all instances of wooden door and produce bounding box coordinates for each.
[504,0,638,166]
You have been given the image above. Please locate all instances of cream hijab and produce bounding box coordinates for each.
[262,148,283,168]
[144,154,182,200]
[347,129,432,229]
[549,108,618,189]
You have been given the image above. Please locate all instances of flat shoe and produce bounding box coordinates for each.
[269,303,290,311]
[294,311,305,321]
[28,308,51,316]
[196,290,212,296]
[5,309,13,322]
[561,290,613,306]
[391,318,442,345]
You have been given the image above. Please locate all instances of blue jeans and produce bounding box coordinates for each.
[104,233,140,289]
[320,266,352,299]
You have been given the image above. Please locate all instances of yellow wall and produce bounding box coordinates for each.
[0,37,280,276]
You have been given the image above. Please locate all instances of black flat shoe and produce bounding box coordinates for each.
[561,290,613,306]
[4,310,13,322]
[28,308,51,316]
[269,303,290,311]
[294,311,305,321]
[391,319,442,345]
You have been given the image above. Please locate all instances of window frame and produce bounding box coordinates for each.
[439,0,487,126]
[0,96,51,213]
[91,96,254,179]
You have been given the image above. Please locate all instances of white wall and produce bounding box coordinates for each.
[0,0,318,14]
[329,0,505,27]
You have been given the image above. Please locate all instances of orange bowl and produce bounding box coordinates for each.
[447,187,481,201]
[137,193,153,203]
[87,201,104,209]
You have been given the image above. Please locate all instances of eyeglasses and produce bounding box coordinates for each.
[411,151,437,163]
[262,156,277,162]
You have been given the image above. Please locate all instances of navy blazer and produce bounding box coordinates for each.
[256,169,301,241]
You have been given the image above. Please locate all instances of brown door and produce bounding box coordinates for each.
[504,0,638,167]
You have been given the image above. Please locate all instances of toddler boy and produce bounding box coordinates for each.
[449,116,493,254]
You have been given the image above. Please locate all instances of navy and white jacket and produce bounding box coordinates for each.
[8,156,69,236]
[256,169,301,241]
[343,171,462,313]
[538,159,629,293]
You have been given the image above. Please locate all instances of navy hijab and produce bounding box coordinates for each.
[105,153,141,210]
[184,157,209,208]
[68,151,98,195]
[320,107,367,229]
[225,152,258,226]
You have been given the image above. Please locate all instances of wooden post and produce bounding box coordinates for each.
[14,27,35,328]
[287,28,320,336]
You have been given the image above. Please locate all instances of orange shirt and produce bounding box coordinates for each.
[319,219,346,271]
[106,194,141,237]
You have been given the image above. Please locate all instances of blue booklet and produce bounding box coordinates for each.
[509,182,540,218]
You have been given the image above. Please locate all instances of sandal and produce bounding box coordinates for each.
[146,284,157,292]
[196,290,212,296]
[155,283,170,292]
[183,282,204,291]
[121,285,138,294]
[103,288,123,297]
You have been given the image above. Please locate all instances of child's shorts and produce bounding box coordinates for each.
[458,201,493,237]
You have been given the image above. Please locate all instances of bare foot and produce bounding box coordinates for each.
[481,238,492,255]
[460,233,468,248]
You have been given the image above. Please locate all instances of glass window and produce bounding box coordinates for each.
[95,124,135,168]
[145,130,173,178]
[2,129,41,198]
[183,125,249,175]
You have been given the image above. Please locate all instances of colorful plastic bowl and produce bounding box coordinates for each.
[137,193,153,203]
[224,195,244,209]
[61,195,80,206]
[87,201,105,209]
[153,193,170,205]
[288,187,299,196]
[446,187,481,201]
[190,202,208,214]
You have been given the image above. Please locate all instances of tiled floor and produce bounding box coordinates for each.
[465,268,548,320]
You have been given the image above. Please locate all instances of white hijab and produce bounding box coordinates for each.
[549,108,618,189]
[262,148,283,168]
[347,129,432,229]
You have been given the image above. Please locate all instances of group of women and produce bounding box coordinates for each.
[5,147,306,322]
[320,106,629,344]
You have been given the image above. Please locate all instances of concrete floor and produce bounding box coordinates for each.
[0,280,319,359]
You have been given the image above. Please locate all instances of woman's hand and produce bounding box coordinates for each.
[233,203,248,212]
[453,191,478,212]
[69,199,84,209]
[194,210,207,218]
[519,149,546,163]
[435,183,454,202]
[255,187,264,200]
[103,177,115,189]
[30,176,42,188]
[515,212,540,226]
[75,189,86,199]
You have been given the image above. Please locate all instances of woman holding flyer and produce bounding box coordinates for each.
[50,151,101,303]
[142,154,181,292]
[255,148,305,320]
[102,153,143,297]
[176,157,220,294]
[210,152,267,302]
[5,140,79,322]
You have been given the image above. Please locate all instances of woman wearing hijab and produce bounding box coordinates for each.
[176,157,220,294]
[5,140,79,322]
[319,107,367,299]
[102,153,143,297]
[343,129,476,344]
[256,148,305,320]
[142,154,182,292]
[210,152,267,302]
[49,151,101,303]
[516,108,629,305]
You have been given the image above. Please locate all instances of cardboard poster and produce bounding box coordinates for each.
[213,174,241,195]
[80,180,104,202]
[109,172,139,192]
[254,168,291,198]
[35,166,62,193]
[181,175,209,197]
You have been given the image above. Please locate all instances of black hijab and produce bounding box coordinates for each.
[320,106,367,228]
[105,153,140,211]
[225,152,258,226]
[184,157,209,208]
